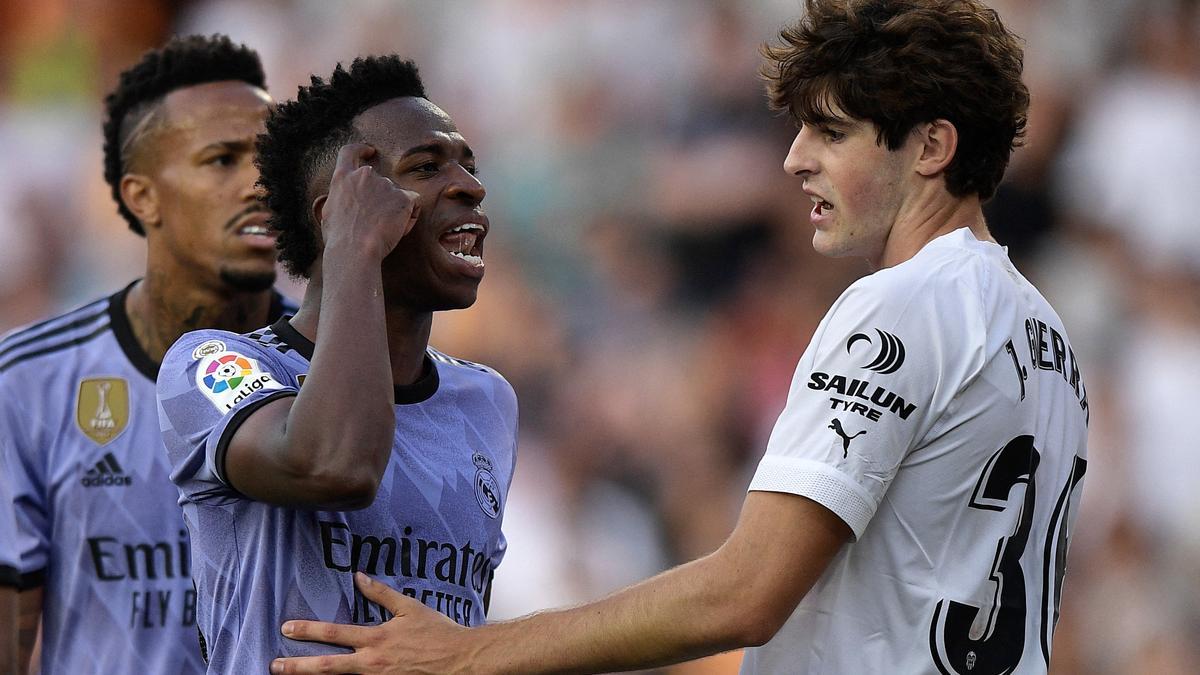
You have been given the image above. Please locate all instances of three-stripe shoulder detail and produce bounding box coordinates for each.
[0,299,107,359]
[0,301,112,373]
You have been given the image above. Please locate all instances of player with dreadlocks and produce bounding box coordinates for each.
[0,34,295,672]
[154,55,517,671]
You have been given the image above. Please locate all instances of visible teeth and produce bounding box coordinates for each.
[241,225,270,235]
[448,223,484,234]
[450,251,484,267]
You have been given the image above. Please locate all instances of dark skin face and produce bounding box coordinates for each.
[119,80,281,363]
[126,80,279,293]
[342,97,488,313]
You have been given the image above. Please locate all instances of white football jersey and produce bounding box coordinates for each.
[745,228,1089,674]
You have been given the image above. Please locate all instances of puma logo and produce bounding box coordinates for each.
[828,418,865,457]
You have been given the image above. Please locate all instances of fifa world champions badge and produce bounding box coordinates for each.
[195,350,283,412]
[76,377,130,445]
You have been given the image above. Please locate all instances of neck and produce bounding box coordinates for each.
[125,269,275,365]
[874,188,991,270]
[289,278,433,387]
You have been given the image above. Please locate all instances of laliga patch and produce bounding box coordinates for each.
[192,339,226,360]
[195,351,282,413]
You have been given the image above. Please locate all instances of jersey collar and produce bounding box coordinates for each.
[268,317,440,405]
[109,280,292,382]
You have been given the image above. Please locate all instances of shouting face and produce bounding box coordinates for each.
[352,97,488,312]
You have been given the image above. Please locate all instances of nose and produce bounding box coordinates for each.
[445,163,486,205]
[239,160,264,202]
[783,128,818,177]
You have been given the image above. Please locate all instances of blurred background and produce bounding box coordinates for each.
[1,0,1198,672]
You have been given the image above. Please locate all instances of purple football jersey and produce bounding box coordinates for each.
[0,283,294,673]
[156,318,517,672]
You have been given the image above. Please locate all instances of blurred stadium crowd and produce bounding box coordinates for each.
[1,1,1198,673]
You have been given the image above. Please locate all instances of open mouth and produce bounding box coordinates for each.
[237,221,275,238]
[234,212,277,249]
[438,222,485,268]
[811,195,834,217]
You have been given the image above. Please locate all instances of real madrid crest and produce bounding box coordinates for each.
[76,377,130,445]
[472,453,501,519]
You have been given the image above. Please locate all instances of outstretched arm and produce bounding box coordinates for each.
[271,490,850,674]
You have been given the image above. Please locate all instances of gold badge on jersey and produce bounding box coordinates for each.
[76,377,129,446]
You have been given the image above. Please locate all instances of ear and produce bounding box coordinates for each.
[914,119,958,178]
[120,174,160,230]
[311,193,328,227]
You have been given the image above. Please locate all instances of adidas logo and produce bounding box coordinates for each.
[81,452,132,487]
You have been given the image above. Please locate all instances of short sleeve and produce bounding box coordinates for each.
[0,374,48,588]
[749,266,986,538]
[156,331,298,504]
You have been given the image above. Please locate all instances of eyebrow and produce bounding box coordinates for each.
[197,139,255,154]
[399,141,475,160]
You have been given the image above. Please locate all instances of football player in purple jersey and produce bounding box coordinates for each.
[0,35,295,673]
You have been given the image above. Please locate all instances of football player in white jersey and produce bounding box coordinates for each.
[270,2,1089,673]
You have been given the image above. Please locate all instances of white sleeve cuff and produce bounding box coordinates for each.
[748,456,877,540]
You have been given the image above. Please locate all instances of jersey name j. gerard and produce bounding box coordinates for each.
[745,229,1089,675]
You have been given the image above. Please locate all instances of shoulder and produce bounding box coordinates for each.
[857,236,993,308]
[158,327,297,395]
[0,295,113,375]
[163,329,248,369]
[428,347,515,395]
[813,234,1001,379]
[830,235,996,333]
[158,327,299,426]
[163,327,287,368]
[428,347,505,379]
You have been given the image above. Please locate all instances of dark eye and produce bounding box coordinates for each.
[415,162,440,174]
[205,153,235,167]
[464,164,479,176]
[823,128,845,142]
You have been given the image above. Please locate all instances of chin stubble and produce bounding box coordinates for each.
[219,267,277,293]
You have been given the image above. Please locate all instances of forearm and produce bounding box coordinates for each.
[462,493,849,674]
[472,552,758,674]
[0,587,15,673]
[283,248,395,487]
[1,586,41,674]
[271,493,847,674]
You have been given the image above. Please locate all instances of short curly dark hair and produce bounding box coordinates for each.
[762,0,1029,200]
[102,34,265,235]
[256,56,426,278]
